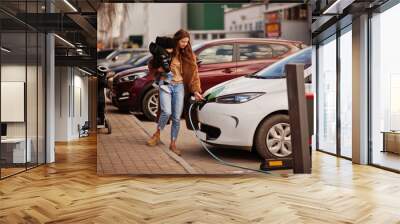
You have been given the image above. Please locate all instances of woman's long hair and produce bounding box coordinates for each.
[173,29,196,65]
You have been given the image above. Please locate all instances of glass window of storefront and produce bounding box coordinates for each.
[313,0,399,171]
[0,1,46,179]
[316,26,353,159]
[317,35,337,155]
[370,3,400,171]
[339,27,352,159]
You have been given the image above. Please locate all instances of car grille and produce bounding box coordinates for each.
[200,123,221,140]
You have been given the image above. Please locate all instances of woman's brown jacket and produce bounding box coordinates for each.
[148,53,201,94]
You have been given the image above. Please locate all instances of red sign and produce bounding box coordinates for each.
[265,23,281,38]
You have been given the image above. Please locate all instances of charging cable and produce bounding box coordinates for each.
[188,99,273,175]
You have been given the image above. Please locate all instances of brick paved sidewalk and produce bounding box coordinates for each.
[97,106,195,175]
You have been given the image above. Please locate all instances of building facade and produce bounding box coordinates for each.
[224,3,265,38]
[264,3,310,44]
[224,3,311,44]
[98,3,187,49]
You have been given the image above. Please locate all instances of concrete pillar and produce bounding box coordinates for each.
[45,0,55,163]
[46,33,55,163]
[352,14,369,164]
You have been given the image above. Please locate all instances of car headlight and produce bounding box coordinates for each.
[215,92,265,104]
[119,72,147,83]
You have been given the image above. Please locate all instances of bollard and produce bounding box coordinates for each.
[286,64,311,174]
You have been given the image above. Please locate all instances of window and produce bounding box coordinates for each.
[201,34,208,40]
[370,4,400,171]
[299,9,308,19]
[0,1,46,179]
[113,52,132,64]
[313,27,352,160]
[212,34,218,39]
[339,29,352,158]
[317,37,337,155]
[256,21,263,30]
[249,23,253,30]
[198,45,233,64]
[133,54,151,67]
[219,33,226,39]
[284,5,308,20]
[239,44,273,61]
[270,44,290,57]
[255,48,311,79]
[195,34,200,40]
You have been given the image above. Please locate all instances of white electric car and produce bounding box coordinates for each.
[197,47,312,159]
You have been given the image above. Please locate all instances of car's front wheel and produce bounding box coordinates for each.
[142,88,158,121]
[255,114,292,159]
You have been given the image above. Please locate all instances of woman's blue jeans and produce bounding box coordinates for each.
[157,83,184,140]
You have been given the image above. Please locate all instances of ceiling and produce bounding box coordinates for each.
[1,0,98,71]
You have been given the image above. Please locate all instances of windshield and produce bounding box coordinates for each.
[192,43,203,52]
[132,54,152,67]
[128,53,147,64]
[253,47,312,79]
[105,50,118,60]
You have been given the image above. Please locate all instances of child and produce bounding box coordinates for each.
[149,36,175,93]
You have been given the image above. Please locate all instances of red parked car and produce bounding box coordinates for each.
[112,38,306,121]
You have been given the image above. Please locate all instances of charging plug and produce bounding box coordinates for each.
[190,96,207,105]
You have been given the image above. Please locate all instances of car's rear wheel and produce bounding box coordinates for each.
[255,114,292,159]
[142,88,158,121]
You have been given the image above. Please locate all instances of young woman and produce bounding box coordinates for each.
[146,29,203,156]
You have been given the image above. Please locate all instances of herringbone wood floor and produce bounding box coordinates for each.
[1,134,400,224]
